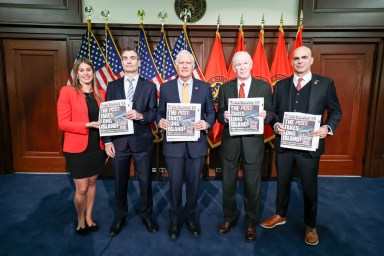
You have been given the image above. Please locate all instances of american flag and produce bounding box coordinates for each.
[137,26,164,143]
[171,24,205,81]
[67,21,115,89]
[137,27,163,92]
[102,25,124,79]
[153,29,177,82]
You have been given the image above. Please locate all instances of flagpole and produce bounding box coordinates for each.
[84,6,93,59]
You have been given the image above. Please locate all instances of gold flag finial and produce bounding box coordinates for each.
[280,13,284,27]
[84,5,94,22]
[261,14,265,29]
[299,9,303,26]
[216,14,221,32]
[101,10,110,23]
[240,14,245,28]
[158,11,168,29]
[137,9,145,25]
[180,8,191,24]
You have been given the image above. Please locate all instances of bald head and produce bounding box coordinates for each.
[291,46,314,76]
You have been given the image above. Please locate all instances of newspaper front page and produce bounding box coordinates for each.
[166,103,201,142]
[99,100,133,137]
[228,98,264,136]
[280,112,322,151]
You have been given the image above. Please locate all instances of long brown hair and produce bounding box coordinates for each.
[72,57,103,103]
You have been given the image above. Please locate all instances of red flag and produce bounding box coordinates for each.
[288,25,303,63]
[251,27,274,144]
[270,26,292,85]
[227,28,246,80]
[205,32,228,148]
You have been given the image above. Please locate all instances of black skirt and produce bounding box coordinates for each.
[64,93,106,179]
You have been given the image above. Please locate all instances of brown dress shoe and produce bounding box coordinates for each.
[217,221,237,234]
[245,227,257,242]
[260,214,286,229]
[305,226,319,246]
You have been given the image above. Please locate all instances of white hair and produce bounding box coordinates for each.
[175,50,195,67]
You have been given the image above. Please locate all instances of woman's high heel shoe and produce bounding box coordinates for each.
[75,226,88,235]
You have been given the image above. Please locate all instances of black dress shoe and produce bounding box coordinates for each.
[86,222,99,232]
[142,218,159,233]
[109,219,126,236]
[76,226,88,236]
[168,224,180,241]
[186,221,200,238]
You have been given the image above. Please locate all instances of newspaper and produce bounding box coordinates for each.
[166,103,201,142]
[99,99,133,137]
[280,112,322,151]
[228,98,264,136]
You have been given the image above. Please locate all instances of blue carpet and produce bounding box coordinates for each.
[0,174,383,256]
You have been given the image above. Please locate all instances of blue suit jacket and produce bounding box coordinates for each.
[104,76,158,153]
[157,78,215,158]
[272,74,342,157]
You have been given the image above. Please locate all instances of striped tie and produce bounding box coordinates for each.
[127,78,134,101]
[296,77,304,91]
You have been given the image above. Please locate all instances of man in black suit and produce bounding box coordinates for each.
[104,47,159,236]
[216,51,273,242]
[157,50,215,240]
[260,46,342,246]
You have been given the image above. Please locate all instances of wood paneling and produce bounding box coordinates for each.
[0,43,12,174]
[312,44,375,175]
[0,0,81,24]
[301,0,384,27]
[3,40,68,172]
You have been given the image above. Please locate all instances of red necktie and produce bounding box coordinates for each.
[239,83,245,98]
[296,77,304,91]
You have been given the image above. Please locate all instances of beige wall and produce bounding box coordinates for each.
[82,0,299,25]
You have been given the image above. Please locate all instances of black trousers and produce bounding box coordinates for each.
[111,148,153,221]
[275,151,319,228]
[165,154,204,226]
[221,144,262,227]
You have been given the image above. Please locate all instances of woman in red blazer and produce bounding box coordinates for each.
[57,57,106,235]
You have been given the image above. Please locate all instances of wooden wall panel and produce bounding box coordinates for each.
[301,0,384,27]
[0,0,81,24]
[312,44,375,176]
[0,43,12,174]
[3,40,68,172]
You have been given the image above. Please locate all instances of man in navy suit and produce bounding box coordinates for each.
[157,50,215,240]
[104,48,159,236]
[260,46,342,246]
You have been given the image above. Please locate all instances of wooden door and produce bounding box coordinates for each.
[312,44,375,176]
[4,40,68,172]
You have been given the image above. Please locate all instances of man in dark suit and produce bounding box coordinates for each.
[157,50,215,241]
[216,51,273,242]
[104,47,159,236]
[260,46,342,246]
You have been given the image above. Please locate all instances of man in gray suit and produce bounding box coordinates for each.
[260,46,342,246]
[217,51,273,242]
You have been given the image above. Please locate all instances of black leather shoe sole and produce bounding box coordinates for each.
[187,222,200,238]
[109,219,126,236]
[142,219,159,233]
[168,225,180,241]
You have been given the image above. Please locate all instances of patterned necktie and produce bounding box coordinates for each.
[239,83,245,98]
[296,77,304,91]
[182,82,189,103]
[127,78,134,101]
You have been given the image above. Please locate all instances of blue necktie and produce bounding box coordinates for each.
[127,79,134,101]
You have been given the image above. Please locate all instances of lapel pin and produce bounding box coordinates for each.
[314,80,319,85]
